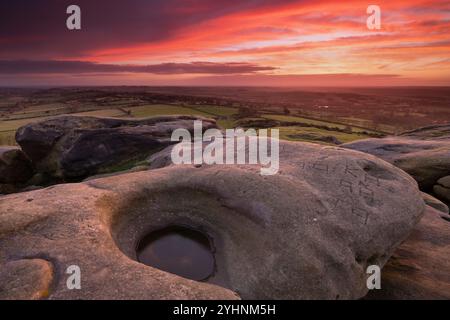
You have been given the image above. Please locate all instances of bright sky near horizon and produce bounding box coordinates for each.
[1,0,449,86]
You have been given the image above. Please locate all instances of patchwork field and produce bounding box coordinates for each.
[3,86,447,147]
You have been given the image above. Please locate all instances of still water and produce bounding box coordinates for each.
[136,226,215,281]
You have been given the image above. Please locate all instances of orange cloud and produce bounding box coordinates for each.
[2,0,450,86]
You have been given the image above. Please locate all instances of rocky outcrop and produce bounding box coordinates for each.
[434,176,450,203]
[0,139,424,299]
[15,115,217,181]
[367,205,450,299]
[342,124,450,191]
[399,124,450,141]
[0,146,34,194]
[0,146,33,184]
[421,192,449,214]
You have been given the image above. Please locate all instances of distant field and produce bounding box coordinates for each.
[340,117,396,133]
[262,114,382,135]
[72,109,126,117]
[216,119,237,129]
[188,105,238,117]
[147,86,450,132]
[277,126,372,144]
[0,104,240,146]
[127,105,210,118]
[0,114,53,145]
[0,116,54,132]
[0,131,16,146]
[263,114,346,128]
[0,95,383,147]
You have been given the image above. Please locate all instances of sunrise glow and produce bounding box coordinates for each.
[1,0,449,86]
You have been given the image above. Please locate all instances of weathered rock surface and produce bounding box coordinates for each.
[421,192,449,214]
[342,124,450,190]
[15,115,217,181]
[0,146,33,184]
[0,139,424,299]
[0,259,54,300]
[434,176,450,203]
[367,205,450,300]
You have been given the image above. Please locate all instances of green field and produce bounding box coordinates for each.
[72,109,127,118]
[263,114,346,128]
[262,114,381,135]
[0,103,376,146]
[0,131,16,146]
[341,116,396,133]
[188,105,238,117]
[277,126,372,144]
[216,119,237,129]
[127,105,210,118]
[70,104,238,119]
[0,104,239,146]
[0,116,54,132]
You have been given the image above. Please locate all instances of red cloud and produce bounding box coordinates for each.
[1,0,449,86]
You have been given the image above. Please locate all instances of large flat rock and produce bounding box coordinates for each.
[0,140,424,299]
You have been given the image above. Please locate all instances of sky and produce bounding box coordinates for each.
[0,0,449,86]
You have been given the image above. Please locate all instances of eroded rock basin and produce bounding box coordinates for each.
[0,139,427,299]
[136,225,215,282]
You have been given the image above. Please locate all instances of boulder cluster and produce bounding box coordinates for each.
[0,115,216,192]
[0,116,449,300]
[343,124,450,205]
